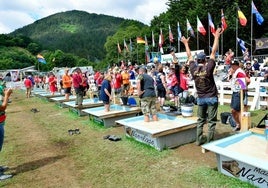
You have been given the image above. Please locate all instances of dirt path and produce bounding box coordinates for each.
[3,91,83,187]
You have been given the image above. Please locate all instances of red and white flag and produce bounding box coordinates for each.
[208,13,215,35]
[221,9,228,31]
[197,16,206,36]
[158,28,164,54]
[168,24,174,43]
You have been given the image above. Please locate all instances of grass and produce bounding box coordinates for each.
[0,90,263,187]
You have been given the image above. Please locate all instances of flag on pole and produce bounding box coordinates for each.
[37,54,46,64]
[152,31,155,47]
[252,1,264,25]
[221,9,228,31]
[145,35,150,63]
[117,43,122,53]
[129,39,133,52]
[177,21,182,40]
[124,39,129,52]
[237,7,247,26]
[137,37,145,44]
[168,24,174,43]
[145,35,149,50]
[208,13,215,35]
[197,16,206,36]
[159,28,164,54]
[186,19,195,37]
[237,37,246,53]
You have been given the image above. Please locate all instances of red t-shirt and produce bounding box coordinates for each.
[24,78,32,88]
[114,73,122,89]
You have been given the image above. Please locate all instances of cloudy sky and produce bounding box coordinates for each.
[0,0,168,34]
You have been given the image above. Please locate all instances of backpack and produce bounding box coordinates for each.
[256,114,268,128]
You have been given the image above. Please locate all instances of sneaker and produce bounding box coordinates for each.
[74,128,80,134]
[233,126,240,132]
[0,174,12,180]
[0,166,8,172]
[68,129,74,135]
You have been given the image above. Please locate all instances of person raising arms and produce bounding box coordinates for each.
[180,28,223,145]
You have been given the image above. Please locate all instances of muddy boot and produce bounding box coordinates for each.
[207,131,215,143]
[196,128,207,146]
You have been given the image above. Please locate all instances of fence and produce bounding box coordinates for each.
[188,77,268,111]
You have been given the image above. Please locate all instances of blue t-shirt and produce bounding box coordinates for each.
[100,79,111,102]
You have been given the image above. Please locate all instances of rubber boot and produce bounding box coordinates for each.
[207,131,215,143]
[196,127,207,146]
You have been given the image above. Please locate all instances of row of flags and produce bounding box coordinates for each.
[117,1,264,55]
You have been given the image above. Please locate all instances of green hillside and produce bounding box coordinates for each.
[11,10,144,62]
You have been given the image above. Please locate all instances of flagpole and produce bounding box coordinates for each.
[236,18,238,58]
[208,15,211,54]
[251,3,253,61]
[221,34,223,57]
[197,22,199,50]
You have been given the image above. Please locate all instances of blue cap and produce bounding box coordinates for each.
[197,52,206,60]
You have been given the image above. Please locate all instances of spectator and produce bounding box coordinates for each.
[62,69,72,101]
[121,67,130,97]
[0,87,13,180]
[155,65,167,108]
[181,27,223,145]
[137,66,158,122]
[24,76,33,98]
[100,74,112,112]
[252,58,260,72]
[72,68,83,108]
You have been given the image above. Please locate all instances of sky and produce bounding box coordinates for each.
[0,0,168,34]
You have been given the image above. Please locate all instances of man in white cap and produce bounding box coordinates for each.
[181,28,223,145]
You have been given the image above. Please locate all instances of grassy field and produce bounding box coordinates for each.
[0,89,264,187]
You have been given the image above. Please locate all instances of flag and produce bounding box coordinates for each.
[159,29,164,54]
[252,1,264,25]
[36,54,46,64]
[186,19,195,37]
[152,31,155,47]
[129,39,133,52]
[177,22,182,40]
[137,37,145,44]
[255,38,268,50]
[221,9,228,31]
[237,37,246,53]
[145,36,150,63]
[197,16,206,36]
[124,39,129,52]
[145,35,149,50]
[237,7,247,26]
[117,43,122,53]
[208,13,215,35]
[168,24,174,43]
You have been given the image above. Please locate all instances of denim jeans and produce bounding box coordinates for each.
[196,97,218,143]
[0,122,5,151]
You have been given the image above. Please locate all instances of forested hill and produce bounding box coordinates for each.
[10,10,144,62]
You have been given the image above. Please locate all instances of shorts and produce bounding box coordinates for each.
[140,97,157,116]
[122,84,130,92]
[231,92,244,111]
[103,100,110,105]
[170,85,183,96]
[64,87,71,94]
[157,86,166,98]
